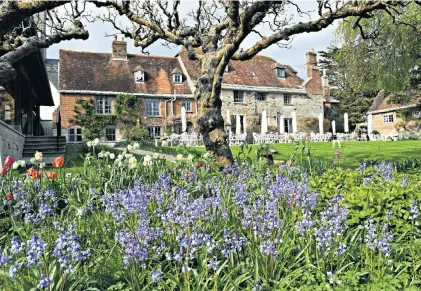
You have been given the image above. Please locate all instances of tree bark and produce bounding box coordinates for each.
[196,54,234,166]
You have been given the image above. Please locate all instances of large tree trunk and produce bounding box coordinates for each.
[196,54,234,166]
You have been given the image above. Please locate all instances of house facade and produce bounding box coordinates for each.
[57,37,330,143]
[367,90,421,135]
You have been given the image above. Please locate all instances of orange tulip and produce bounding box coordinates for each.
[47,171,57,179]
[26,168,35,176]
[4,156,12,167]
[53,156,64,168]
[31,170,41,180]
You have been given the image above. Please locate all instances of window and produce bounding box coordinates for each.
[255,92,266,101]
[276,68,285,78]
[383,114,394,124]
[95,96,112,114]
[284,118,293,133]
[173,74,183,83]
[284,94,292,105]
[68,127,82,143]
[105,126,116,142]
[250,72,256,77]
[146,99,160,117]
[224,65,229,73]
[233,91,245,103]
[182,100,193,112]
[4,105,11,121]
[135,71,145,83]
[148,126,161,138]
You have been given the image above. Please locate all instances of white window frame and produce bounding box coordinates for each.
[233,90,245,103]
[182,100,193,112]
[135,71,145,83]
[276,68,286,78]
[146,99,160,117]
[173,74,183,84]
[105,126,116,142]
[284,94,292,105]
[148,126,161,138]
[4,104,11,121]
[68,127,83,143]
[95,96,112,114]
[255,92,266,101]
[383,113,394,124]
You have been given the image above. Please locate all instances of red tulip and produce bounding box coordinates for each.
[1,167,7,176]
[5,193,13,201]
[4,156,12,167]
[31,170,41,180]
[47,171,57,179]
[53,156,64,168]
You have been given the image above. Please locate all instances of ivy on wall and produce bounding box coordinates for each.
[70,98,116,141]
[0,93,14,123]
[114,94,148,141]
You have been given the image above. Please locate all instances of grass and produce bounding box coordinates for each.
[64,140,421,170]
[190,140,421,168]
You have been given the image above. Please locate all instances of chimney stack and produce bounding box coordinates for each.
[112,35,127,60]
[305,48,317,78]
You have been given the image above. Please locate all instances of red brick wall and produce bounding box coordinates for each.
[58,93,93,128]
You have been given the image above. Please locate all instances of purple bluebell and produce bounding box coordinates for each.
[260,240,278,259]
[150,270,163,282]
[26,233,46,268]
[409,199,419,220]
[37,274,52,289]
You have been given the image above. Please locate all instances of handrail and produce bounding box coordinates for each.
[56,106,61,151]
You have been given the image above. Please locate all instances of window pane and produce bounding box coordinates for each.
[76,128,82,134]
[234,91,244,103]
[69,128,74,134]
[76,136,82,142]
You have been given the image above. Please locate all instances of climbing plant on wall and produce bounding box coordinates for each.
[115,94,148,141]
[70,98,116,141]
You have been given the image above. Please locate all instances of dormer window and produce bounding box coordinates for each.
[135,71,145,83]
[250,72,256,77]
[276,68,285,78]
[173,74,183,83]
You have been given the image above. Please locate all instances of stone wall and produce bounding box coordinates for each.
[0,120,25,161]
[220,89,324,132]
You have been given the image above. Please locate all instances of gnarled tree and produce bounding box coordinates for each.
[0,1,91,85]
[93,0,411,164]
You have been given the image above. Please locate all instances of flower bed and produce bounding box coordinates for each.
[1,146,421,290]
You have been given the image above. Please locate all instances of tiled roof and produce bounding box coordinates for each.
[59,50,192,95]
[178,50,303,89]
[368,90,421,113]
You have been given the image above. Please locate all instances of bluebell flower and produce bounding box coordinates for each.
[10,237,25,255]
[150,270,163,282]
[260,240,278,259]
[207,257,219,271]
[409,199,419,221]
[26,233,46,268]
[37,274,52,289]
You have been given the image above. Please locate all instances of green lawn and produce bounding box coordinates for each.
[192,140,421,168]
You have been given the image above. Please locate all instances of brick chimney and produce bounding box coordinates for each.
[112,35,127,60]
[305,48,317,78]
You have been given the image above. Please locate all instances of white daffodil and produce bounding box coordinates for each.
[128,156,137,169]
[87,141,93,147]
[109,153,115,160]
[19,160,26,168]
[176,154,183,161]
[30,158,36,164]
[39,162,46,169]
[98,151,104,158]
[144,155,152,162]
[93,138,100,146]
[153,153,159,159]
[187,154,194,161]
[127,144,133,152]
[125,153,133,159]
[34,151,43,162]
[133,142,140,149]
[12,162,19,170]
[117,154,123,160]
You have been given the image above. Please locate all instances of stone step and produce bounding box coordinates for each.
[24,144,66,150]
[22,150,66,157]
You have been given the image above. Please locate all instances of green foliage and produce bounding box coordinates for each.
[320,3,421,130]
[70,98,116,141]
[114,94,149,141]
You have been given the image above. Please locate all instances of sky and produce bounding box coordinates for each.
[47,1,339,79]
